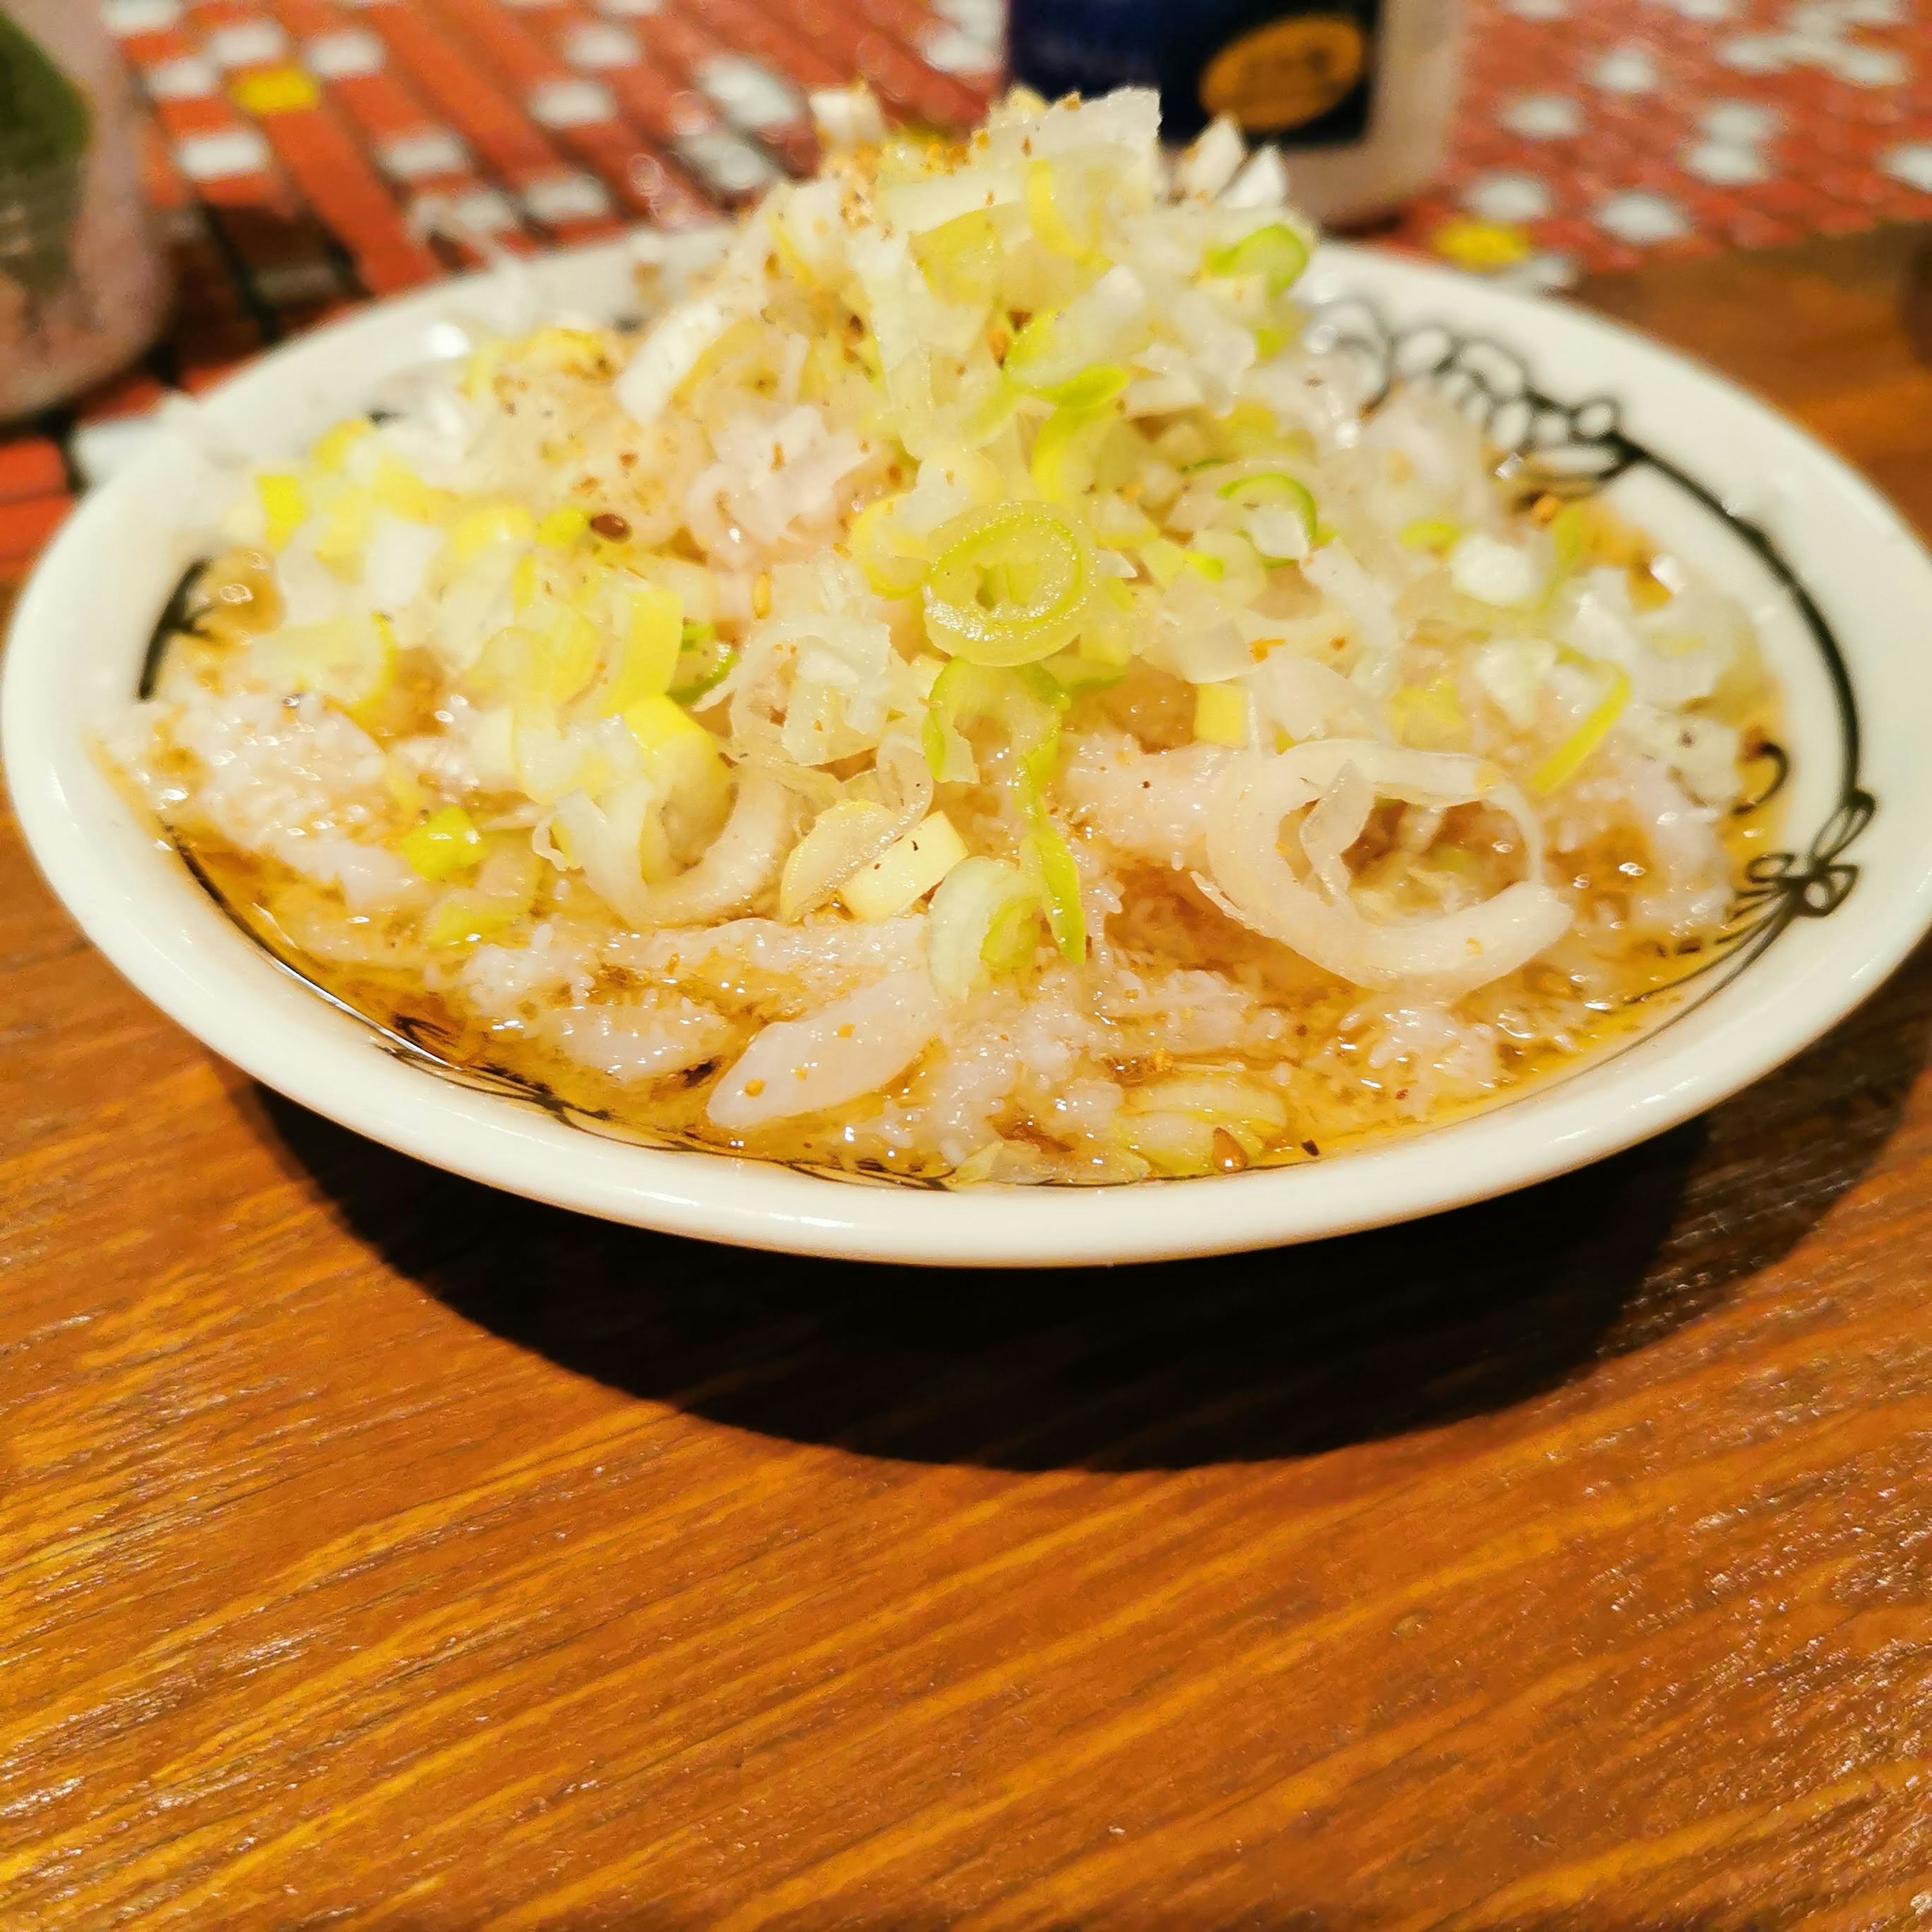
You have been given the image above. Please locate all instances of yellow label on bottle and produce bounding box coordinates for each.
[1199,15,1367,135]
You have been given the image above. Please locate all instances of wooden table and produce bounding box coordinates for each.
[8,228,1932,1928]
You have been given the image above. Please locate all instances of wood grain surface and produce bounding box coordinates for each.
[9,227,1932,1930]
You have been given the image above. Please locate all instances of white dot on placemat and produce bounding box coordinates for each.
[566,23,638,69]
[522,172,615,223]
[302,30,385,78]
[934,0,1004,32]
[379,130,470,181]
[446,190,522,235]
[1827,42,1909,86]
[1503,251,1580,291]
[1594,190,1691,244]
[1682,138,1770,185]
[1842,0,1905,23]
[1588,46,1660,93]
[1781,1,1837,36]
[1500,0,1568,20]
[696,55,803,132]
[102,0,181,32]
[921,24,1002,75]
[1719,35,1790,73]
[1700,99,1779,143]
[595,0,664,13]
[174,129,272,181]
[143,56,218,101]
[1498,94,1584,139]
[205,21,290,69]
[676,129,781,197]
[529,79,617,128]
[1462,173,1554,223]
[1880,142,1932,191]
[1650,0,1737,17]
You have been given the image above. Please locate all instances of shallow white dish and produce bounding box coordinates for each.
[8,238,1932,1266]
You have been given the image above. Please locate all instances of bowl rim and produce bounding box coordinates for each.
[9,237,1932,1267]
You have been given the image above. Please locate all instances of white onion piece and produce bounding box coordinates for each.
[1219,145,1289,209]
[636,774,794,925]
[1252,652,1388,742]
[1303,543,1401,665]
[1159,598,1252,683]
[736,754,844,814]
[779,799,896,921]
[1176,116,1245,199]
[558,774,794,929]
[707,968,942,1130]
[1197,742,1572,995]
[926,856,1034,1001]
[778,727,934,919]
[274,544,344,627]
[1299,761,1374,901]
[810,83,885,152]
[615,295,732,429]
[362,515,444,615]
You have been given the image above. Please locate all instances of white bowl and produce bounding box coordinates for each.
[8,240,1932,1266]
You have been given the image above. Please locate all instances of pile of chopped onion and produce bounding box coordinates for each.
[125,79,1764,1171]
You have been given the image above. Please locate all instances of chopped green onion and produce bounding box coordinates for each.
[1219,471,1318,535]
[983,882,1046,974]
[920,661,1083,961]
[927,855,1043,999]
[1039,363,1131,412]
[921,659,1065,788]
[910,207,1002,306]
[1388,677,1470,751]
[537,505,590,548]
[1002,309,1130,411]
[1549,501,1589,576]
[839,810,970,921]
[1401,518,1463,554]
[1020,818,1086,964]
[252,613,396,717]
[422,887,528,948]
[667,622,737,703]
[1204,222,1311,294]
[1024,156,1099,262]
[419,839,542,948]
[922,500,1095,668]
[1038,648,1127,692]
[623,692,728,797]
[1531,664,1632,793]
[400,805,485,881]
[583,582,681,716]
[256,473,307,550]
[1030,399,1120,503]
[849,494,931,599]
[1141,536,1224,588]
[1193,682,1249,747]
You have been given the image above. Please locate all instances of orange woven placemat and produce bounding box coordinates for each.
[3,0,1925,576]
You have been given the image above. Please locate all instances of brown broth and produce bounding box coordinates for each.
[142,500,1788,1187]
[170,732,1784,1187]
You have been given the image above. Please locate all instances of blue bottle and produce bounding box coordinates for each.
[1006,0,1462,225]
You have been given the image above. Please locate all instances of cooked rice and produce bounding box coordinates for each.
[106,84,1777,1185]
